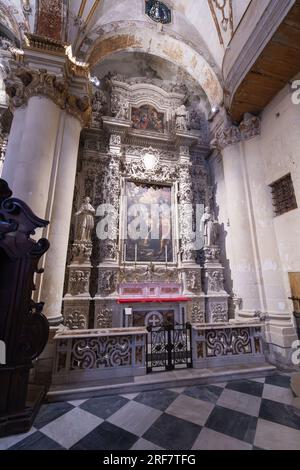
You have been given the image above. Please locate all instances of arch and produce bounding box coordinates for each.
[86,25,223,107]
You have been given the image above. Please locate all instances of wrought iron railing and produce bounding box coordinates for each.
[146,322,193,373]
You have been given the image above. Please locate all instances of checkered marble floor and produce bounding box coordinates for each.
[1,373,300,451]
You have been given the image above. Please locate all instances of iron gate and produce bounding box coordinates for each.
[146,322,193,373]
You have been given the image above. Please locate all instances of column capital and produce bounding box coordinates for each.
[211,111,261,151]
[4,34,92,127]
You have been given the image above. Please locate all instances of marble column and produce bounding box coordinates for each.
[2,96,61,217]
[39,112,82,324]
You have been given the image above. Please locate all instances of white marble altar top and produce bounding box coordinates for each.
[191,320,263,330]
[54,327,148,340]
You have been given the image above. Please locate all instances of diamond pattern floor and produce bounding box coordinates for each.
[1,373,300,450]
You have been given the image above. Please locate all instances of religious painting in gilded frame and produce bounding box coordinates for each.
[124,181,173,263]
[131,105,165,133]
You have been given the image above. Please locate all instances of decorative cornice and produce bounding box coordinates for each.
[4,67,91,127]
[211,114,261,150]
[24,33,90,79]
[24,33,67,54]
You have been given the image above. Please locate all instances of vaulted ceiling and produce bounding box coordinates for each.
[0,1,299,122]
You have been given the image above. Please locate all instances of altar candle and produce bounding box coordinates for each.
[124,242,127,262]
[135,243,138,263]
[165,245,168,265]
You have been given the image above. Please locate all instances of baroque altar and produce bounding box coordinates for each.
[62,76,230,332]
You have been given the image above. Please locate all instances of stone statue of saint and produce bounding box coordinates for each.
[200,206,217,247]
[75,197,95,242]
[175,104,189,132]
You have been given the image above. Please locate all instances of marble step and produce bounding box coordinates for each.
[47,362,276,403]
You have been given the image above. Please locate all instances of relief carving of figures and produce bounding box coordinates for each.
[200,206,218,247]
[210,302,228,323]
[120,265,178,283]
[71,241,93,262]
[175,104,189,132]
[122,161,178,184]
[98,270,117,295]
[203,246,221,262]
[207,270,224,292]
[125,146,176,162]
[75,196,95,242]
[68,270,90,296]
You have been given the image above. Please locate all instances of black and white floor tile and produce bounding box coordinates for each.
[1,373,300,451]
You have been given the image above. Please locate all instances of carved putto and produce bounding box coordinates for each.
[75,196,95,242]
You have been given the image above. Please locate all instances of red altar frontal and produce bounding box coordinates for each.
[117,282,190,327]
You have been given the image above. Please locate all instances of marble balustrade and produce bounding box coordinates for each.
[52,327,147,385]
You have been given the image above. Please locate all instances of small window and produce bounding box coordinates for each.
[270,173,298,217]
